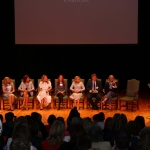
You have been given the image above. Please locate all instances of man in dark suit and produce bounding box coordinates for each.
[86,73,102,110]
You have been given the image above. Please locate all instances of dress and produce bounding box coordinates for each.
[37,81,52,105]
[2,82,14,99]
[70,82,85,100]
[18,81,35,96]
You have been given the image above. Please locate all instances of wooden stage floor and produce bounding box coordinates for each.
[0,92,150,126]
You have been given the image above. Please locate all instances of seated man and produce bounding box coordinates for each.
[86,74,102,110]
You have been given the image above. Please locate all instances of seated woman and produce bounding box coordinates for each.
[102,75,118,110]
[37,75,52,110]
[56,75,66,110]
[2,77,15,111]
[18,75,35,110]
[70,76,85,110]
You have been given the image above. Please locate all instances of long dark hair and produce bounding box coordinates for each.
[57,75,65,85]
[23,75,29,83]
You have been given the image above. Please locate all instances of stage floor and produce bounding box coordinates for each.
[0,92,150,126]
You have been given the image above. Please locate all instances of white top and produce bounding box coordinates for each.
[70,81,85,91]
[6,138,37,150]
[39,81,52,90]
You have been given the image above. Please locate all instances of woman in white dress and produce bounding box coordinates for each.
[70,76,85,110]
[37,75,52,110]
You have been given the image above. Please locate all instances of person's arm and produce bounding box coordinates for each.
[39,81,43,91]
[70,82,74,91]
[11,85,15,93]
[18,82,25,92]
[86,80,92,92]
[80,82,85,92]
[113,81,117,88]
[27,82,35,92]
[2,85,6,93]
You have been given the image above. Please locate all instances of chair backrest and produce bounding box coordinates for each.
[38,79,51,92]
[71,79,85,84]
[55,79,68,93]
[21,79,34,85]
[2,79,16,88]
[126,79,140,97]
[105,79,119,87]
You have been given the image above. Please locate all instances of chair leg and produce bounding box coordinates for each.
[137,100,139,109]
[132,101,133,111]
[116,100,118,110]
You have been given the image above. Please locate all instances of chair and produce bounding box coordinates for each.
[36,79,52,109]
[87,79,102,109]
[119,79,140,111]
[102,79,119,110]
[69,79,85,109]
[18,79,35,109]
[53,79,68,109]
[1,79,18,110]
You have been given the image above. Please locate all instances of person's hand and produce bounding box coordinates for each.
[7,92,12,94]
[148,84,150,88]
[102,89,105,93]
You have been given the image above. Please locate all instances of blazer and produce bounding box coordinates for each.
[86,79,102,93]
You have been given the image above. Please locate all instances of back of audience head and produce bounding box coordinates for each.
[137,131,150,150]
[93,114,100,123]
[115,114,127,132]
[104,117,113,130]
[47,114,56,125]
[139,127,150,136]
[70,124,88,143]
[29,121,39,136]
[134,116,145,130]
[88,124,103,142]
[112,113,120,131]
[25,115,33,124]
[10,126,30,150]
[0,114,3,123]
[71,117,83,127]
[70,136,92,150]
[5,112,15,121]
[47,120,65,146]
[126,120,140,136]
[114,130,131,150]
[31,112,41,122]
[82,118,95,134]
[56,117,65,125]
[98,112,105,122]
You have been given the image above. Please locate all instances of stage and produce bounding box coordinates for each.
[0,92,150,126]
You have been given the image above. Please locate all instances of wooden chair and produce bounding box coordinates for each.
[69,79,85,109]
[1,79,18,110]
[18,79,35,109]
[119,79,140,111]
[53,79,68,109]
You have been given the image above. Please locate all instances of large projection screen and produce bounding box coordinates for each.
[14,0,138,44]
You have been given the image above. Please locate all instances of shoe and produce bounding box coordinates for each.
[20,105,25,109]
[40,107,43,110]
[108,107,111,110]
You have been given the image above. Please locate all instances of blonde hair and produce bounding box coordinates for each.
[47,120,65,146]
[41,75,48,82]
[74,76,81,83]
[108,75,115,81]
[2,77,11,86]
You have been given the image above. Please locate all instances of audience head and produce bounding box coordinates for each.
[93,114,99,122]
[89,124,103,142]
[25,115,33,124]
[23,75,30,83]
[134,116,145,130]
[82,118,95,134]
[91,73,97,81]
[31,112,41,122]
[114,130,131,150]
[29,121,39,136]
[115,113,127,132]
[71,117,83,127]
[56,117,65,125]
[5,112,15,121]
[47,120,65,146]
[126,120,140,136]
[104,117,113,130]
[137,131,150,150]
[70,136,92,150]
[139,127,150,136]
[0,119,2,136]
[0,114,3,122]
[47,114,56,125]
[10,126,30,150]
[98,112,105,122]
[70,124,88,143]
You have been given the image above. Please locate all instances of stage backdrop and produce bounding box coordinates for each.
[14,0,138,44]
